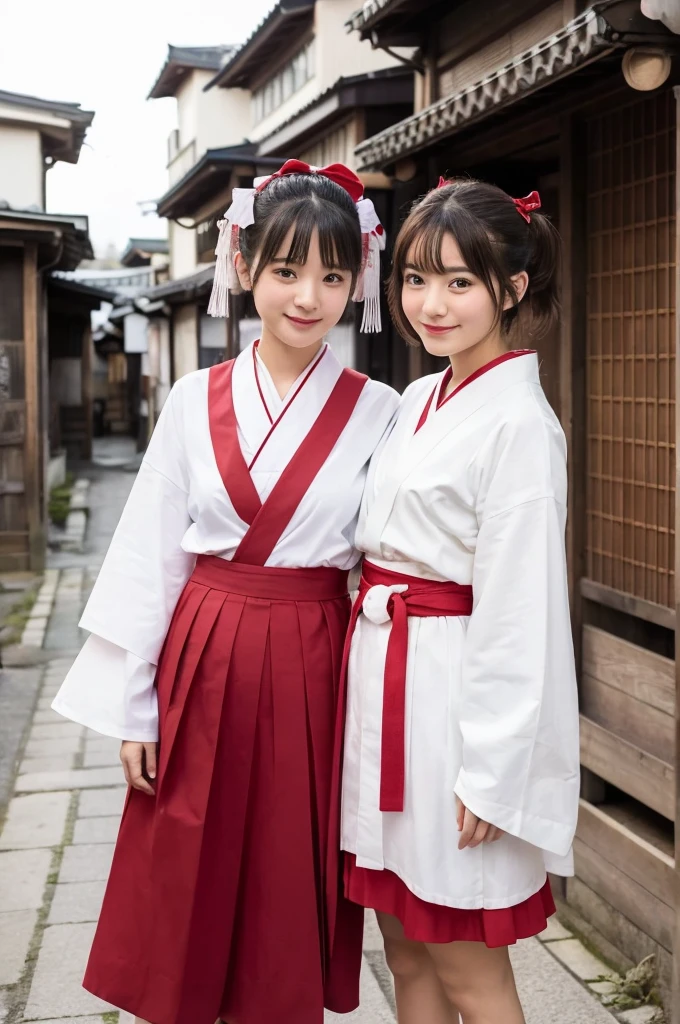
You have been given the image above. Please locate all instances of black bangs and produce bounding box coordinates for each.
[238,172,363,289]
[251,197,362,286]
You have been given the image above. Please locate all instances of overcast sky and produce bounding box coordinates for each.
[0,0,277,255]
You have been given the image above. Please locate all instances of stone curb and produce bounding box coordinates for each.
[20,570,60,649]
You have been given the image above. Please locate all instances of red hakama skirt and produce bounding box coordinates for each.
[345,857,555,946]
[83,555,363,1024]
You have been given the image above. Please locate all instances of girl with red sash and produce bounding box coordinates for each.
[339,179,580,1023]
[52,162,398,1024]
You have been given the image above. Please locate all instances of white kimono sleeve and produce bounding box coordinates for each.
[454,414,580,865]
[52,383,195,741]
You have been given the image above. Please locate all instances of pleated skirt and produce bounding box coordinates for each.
[83,555,364,1024]
[345,855,555,947]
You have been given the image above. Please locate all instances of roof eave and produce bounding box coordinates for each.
[345,0,413,40]
[206,0,315,91]
[156,148,282,219]
[354,4,669,172]
[256,68,414,156]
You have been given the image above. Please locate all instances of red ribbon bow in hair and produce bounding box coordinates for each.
[513,191,541,223]
[256,158,365,204]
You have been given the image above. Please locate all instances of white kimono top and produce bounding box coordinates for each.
[341,351,580,909]
[52,342,399,742]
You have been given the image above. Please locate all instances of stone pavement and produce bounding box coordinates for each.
[0,441,643,1024]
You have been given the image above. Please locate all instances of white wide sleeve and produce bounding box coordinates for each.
[52,637,159,741]
[52,383,195,740]
[454,416,580,864]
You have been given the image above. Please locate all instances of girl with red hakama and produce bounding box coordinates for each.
[52,162,398,1024]
[339,180,580,1023]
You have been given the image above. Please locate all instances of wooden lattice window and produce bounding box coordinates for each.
[586,90,676,609]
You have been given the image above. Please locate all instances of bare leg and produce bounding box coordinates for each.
[426,940,524,1024]
[377,911,459,1024]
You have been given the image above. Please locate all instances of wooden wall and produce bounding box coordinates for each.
[565,85,678,1015]
[0,244,29,571]
[584,90,676,609]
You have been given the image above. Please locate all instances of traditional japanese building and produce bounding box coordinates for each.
[0,89,97,571]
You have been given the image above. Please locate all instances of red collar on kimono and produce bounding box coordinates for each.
[250,340,328,468]
[414,349,536,434]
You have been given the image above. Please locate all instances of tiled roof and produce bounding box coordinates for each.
[355,7,618,170]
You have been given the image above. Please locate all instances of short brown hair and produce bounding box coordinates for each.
[387,178,561,346]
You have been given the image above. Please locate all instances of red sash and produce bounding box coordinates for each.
[325,561,472,945]
[208,358,367,566]
[352,562,473,812]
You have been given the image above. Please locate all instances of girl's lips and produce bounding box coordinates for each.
[286,314,323,326]
[421,323,459,335]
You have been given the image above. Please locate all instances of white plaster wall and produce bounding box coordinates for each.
[169,219,198,279]
[0,125,43,208]
[315,0,408,92]
[173,304,199,379]
[176,75,200,152]
[250,77,320,144]
[250,1,409,144]
[176,70,251,156]
[196,71,251,150]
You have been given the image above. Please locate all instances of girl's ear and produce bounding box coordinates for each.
[503,270,529,310]
[234,252,253,292]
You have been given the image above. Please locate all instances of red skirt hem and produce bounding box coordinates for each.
[344,854,555,948]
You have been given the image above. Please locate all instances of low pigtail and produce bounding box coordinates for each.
[523,212,561,339]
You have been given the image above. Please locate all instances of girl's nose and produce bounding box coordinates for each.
[421,286,449,319]
[294,280,320,311]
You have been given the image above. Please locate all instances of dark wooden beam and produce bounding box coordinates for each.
[671,82,680,1024]
[81,322,93,461]
[559,115,587,669]
[22,243,44,571]
[581,578,676,632]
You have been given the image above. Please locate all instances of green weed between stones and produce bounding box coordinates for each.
[595,953,663,1013]
[1,587,38,646]
[48,473,74,526]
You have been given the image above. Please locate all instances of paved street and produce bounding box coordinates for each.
[0,443,632,1024]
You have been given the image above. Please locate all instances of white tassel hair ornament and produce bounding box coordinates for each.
[206,163,386,333]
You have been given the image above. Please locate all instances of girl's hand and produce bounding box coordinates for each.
[455,795,504,849]
[120,741,157,796]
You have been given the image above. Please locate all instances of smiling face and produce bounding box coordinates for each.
[401,232,528,360]
[235,224,354,351]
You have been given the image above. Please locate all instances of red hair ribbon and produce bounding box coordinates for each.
[513,191,541,223]
[256,158,365,204]
[436,175,451,189]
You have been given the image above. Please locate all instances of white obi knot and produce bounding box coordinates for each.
[362,584,408,625]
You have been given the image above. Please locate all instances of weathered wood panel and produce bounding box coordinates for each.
[583,625,674,715]
[0,248,23,340]
[564,876,673,1004]
[574,836,674,951]
[22,243,43,570]
[580,716,674,820]
[580,674,674,763]
[0,247,28,569]
[577,800,674,909]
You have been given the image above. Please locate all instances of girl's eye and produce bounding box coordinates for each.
[404,273,424,286]
[325,273,344,284]
[275,268,296,279]
[450,278,471,289]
